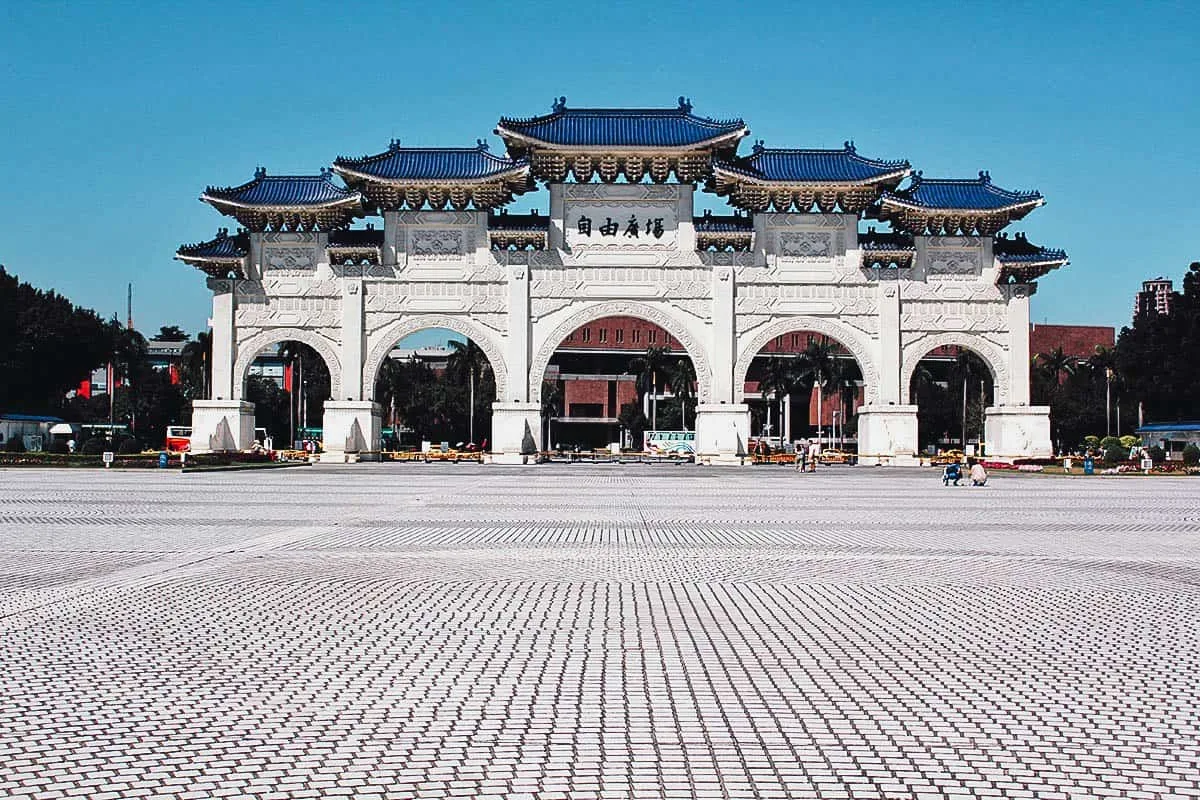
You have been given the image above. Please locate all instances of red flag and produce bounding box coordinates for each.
[284,362,293,393]
[78,379,91,399]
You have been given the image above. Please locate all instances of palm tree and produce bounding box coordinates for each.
[1039,346,1076,385]
[447,339,490,445]
[759,355,797,441]
[799,338,837,444]
[667,357,697,430]
[540,379,564,450]
[629,346,671,431]
[1090,345,1118,437]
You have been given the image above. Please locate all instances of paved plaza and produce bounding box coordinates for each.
[1,465,1198,799]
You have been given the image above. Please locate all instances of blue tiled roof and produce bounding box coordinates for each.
[176,229,249,259]
[884,172,1042,211]
[994,233,1066,264]
[328,228,384,247]
[694,212,753,232]
[334,141,527,182]
[497,97,746,149]
[859,229,914,250]
[489,211,550,231]
[202,168,360,207]
[716,142,909,183]
[1137,422,1200,432]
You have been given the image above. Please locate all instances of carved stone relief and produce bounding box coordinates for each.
[263,246,317,273]
[409,229,466,259]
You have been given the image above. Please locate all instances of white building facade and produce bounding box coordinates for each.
[177,98,1067,463]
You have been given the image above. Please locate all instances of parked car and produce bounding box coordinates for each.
[931,449,966,465]
[818,449,853,465]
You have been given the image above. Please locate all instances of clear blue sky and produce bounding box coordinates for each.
[1,0,1196,345]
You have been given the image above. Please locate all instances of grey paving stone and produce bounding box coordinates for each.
[0,464,1197,798]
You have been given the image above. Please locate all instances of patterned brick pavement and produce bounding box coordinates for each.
[1,465,1198,799]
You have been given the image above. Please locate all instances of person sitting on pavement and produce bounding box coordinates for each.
[942,461,962,486]
[969,459,988,486]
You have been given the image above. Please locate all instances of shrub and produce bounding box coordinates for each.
[80,437,108,455]
[1082,435,1101,451]
[1102,445,1126,466]
[1099,436,1122,453]
[1183,444,1200,466]
[1147,445,1166,464]
[4,437,26,453]
[117,438,143,455]
[1119,435,1139,450]
[49,440,70,454]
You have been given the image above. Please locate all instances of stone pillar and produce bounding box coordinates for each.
[209,279,236,402]
[877,281,902,405]
[857,404,920,466]
[383,211,400,268]
[341,276,364,401]
[491,401,541,464]
[783,393,792,443]
[710,265,736,404]
[695,403,751,465]
[1007,285,1033,406]
[547,184,565,250]
[190,279,254,452]
[321,400,382,462]
[190,400,255,453]
[504,263,530,403]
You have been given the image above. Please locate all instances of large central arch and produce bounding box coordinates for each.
[529,301,714,405]
[733,316,879,405]
[233,327,342,400]
[362,315,510,402]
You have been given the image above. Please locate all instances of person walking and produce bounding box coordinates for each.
[796,439,807,472]
[808,439,820,472]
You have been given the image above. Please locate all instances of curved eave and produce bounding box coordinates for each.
[878,195,1044,218]
[711,163,910,188]
[199,194,364,214]
[331,162,531,188]
[495,123,748,153]
[175,252,245,266]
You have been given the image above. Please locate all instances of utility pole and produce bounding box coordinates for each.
[1105,368,1112,438]
[126,283,133,330]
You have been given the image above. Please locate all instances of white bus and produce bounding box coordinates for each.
[643,430,696,455]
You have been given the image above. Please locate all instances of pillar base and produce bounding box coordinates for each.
[491,401,541,463]
[984,405,1052,461]
[190,400,255,453]
[322,401,381,462]
[694,403,751,465]
[857,404,919,466]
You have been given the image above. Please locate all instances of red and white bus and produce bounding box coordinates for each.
[165,426,191,452]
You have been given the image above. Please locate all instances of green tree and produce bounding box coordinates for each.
[180,331,212,401]
[758,355,798,441]
[798,338,838,442]
[628,346,671,430]
[447,339,492,446]
[540,379,564,449]
[667,357,697,430]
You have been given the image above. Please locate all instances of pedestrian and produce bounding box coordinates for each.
[969,459,988,486]
[796,439,807,472]
[942,461,962,486]
[67,438,76,455]
[808,439,820,472]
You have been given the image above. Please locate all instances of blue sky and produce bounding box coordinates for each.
[1,0,1197,347]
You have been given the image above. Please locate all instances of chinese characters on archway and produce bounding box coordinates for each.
[577,215,666,239]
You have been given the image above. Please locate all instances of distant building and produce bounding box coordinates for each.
[1029,323,1115,367]
[1135,277,1173,317]
[1136,422,1200,460]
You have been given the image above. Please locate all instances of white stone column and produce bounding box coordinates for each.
[1007,285,1033,406]
[783,393,792,443]
[675,185,696,253]
[856,280,918,464]
[505,263,530,403]
[710,266,736,403]
[209,279,236,402]
[321,400,382,462]
[190,278,254,452]
[341,276,364,401]
[383,211,400,268]
[695,403,751,464]
[548,184,565,250]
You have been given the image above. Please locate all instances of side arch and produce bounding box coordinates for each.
[233,327,342,400]
[900,332,1009,405]
[733,316,879,404]
[529,301,714,404]
[362,315,509,402]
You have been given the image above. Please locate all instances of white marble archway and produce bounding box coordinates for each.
[900,331,1009,405]
[233,327,342,401]
[362,315,509,402]
[528,301,714,405]
[733,316,879,404]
